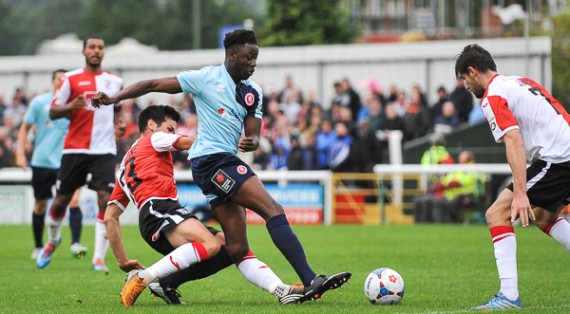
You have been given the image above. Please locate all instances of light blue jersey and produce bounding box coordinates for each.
[23,91,69,169]
[177,64,263,159]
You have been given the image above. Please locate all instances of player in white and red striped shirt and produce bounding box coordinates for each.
[36,35,123,272]
[105,105,304,307]
[455,44,570,310]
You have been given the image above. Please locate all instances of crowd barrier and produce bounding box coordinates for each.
[0,164,512,225]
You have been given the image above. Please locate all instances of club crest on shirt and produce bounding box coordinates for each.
[237,165,248,175]
[211,169,235,193]
[244,93,255,106]
[216,83,225,92]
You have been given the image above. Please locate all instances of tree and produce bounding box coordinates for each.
[80,0,263,50]
[157,0,264,50]
[551,13,570,111]
[261,0,356,47]
[0,0,16,55]
[0,0,265,54]
[81,0,162,46]
[0,0,87,55]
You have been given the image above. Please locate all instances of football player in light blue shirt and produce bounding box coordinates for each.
[15,69,86,260]
[92,29,350,304]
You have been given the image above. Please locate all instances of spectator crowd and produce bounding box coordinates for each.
[0,74,485,172]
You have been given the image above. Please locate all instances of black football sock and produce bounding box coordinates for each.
[69,207,83,244]
[32,212,45,248]
[266,214,316,286]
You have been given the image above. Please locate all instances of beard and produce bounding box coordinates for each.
[473,89,485,99]
[86,57,101,68]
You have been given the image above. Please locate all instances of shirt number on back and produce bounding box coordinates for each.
[527,86,559,115]
[125,156,142,193]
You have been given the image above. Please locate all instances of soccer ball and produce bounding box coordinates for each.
[363,268,405,305]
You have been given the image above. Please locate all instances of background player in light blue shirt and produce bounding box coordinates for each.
[15,69,86,260]
[92,29,350,304]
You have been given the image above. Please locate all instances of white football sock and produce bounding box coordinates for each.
[138,242,207,283]
[92,219,109,263]
[236,252,283,294]
[494,234,518,300]
[548,217,570,251]
[46,215,63,245]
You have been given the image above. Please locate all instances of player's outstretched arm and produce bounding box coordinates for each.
[104,203,144,272]
[173,134,197,151]
[92,77,183,108]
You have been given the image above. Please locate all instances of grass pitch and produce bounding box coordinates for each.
[0,223,568,313]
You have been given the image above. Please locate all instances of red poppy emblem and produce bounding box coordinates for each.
[216,173,226,183]
[218,108,225,114]
[245,93,255,106]
[237,165,247,174]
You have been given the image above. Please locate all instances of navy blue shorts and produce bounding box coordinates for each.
[191,153,255,209]
[31,166,58,199]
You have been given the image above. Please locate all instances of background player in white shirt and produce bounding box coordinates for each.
[36,35,124,272]
[455,44,570,310]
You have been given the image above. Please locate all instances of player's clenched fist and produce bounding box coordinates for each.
[91,91,112,108]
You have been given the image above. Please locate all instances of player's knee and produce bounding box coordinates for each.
[201,237,222,257]
[215,232,225,245]
[264,201,285,220]
[484,208,493,224]
[34,200,48,214]
[51,201,68,216]
[484,206,506,226]
[224,242,249,262]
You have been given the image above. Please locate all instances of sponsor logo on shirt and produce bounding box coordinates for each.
[211,169,235,193]
[217,108,228,118]
[217,107,240,120]
[78,81,92,86]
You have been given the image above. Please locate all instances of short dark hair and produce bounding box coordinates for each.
[138,105,181,133]
[455,44,497,78]
[51,69,67,80]
[83,35,104,50]
[223,29,257,51]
